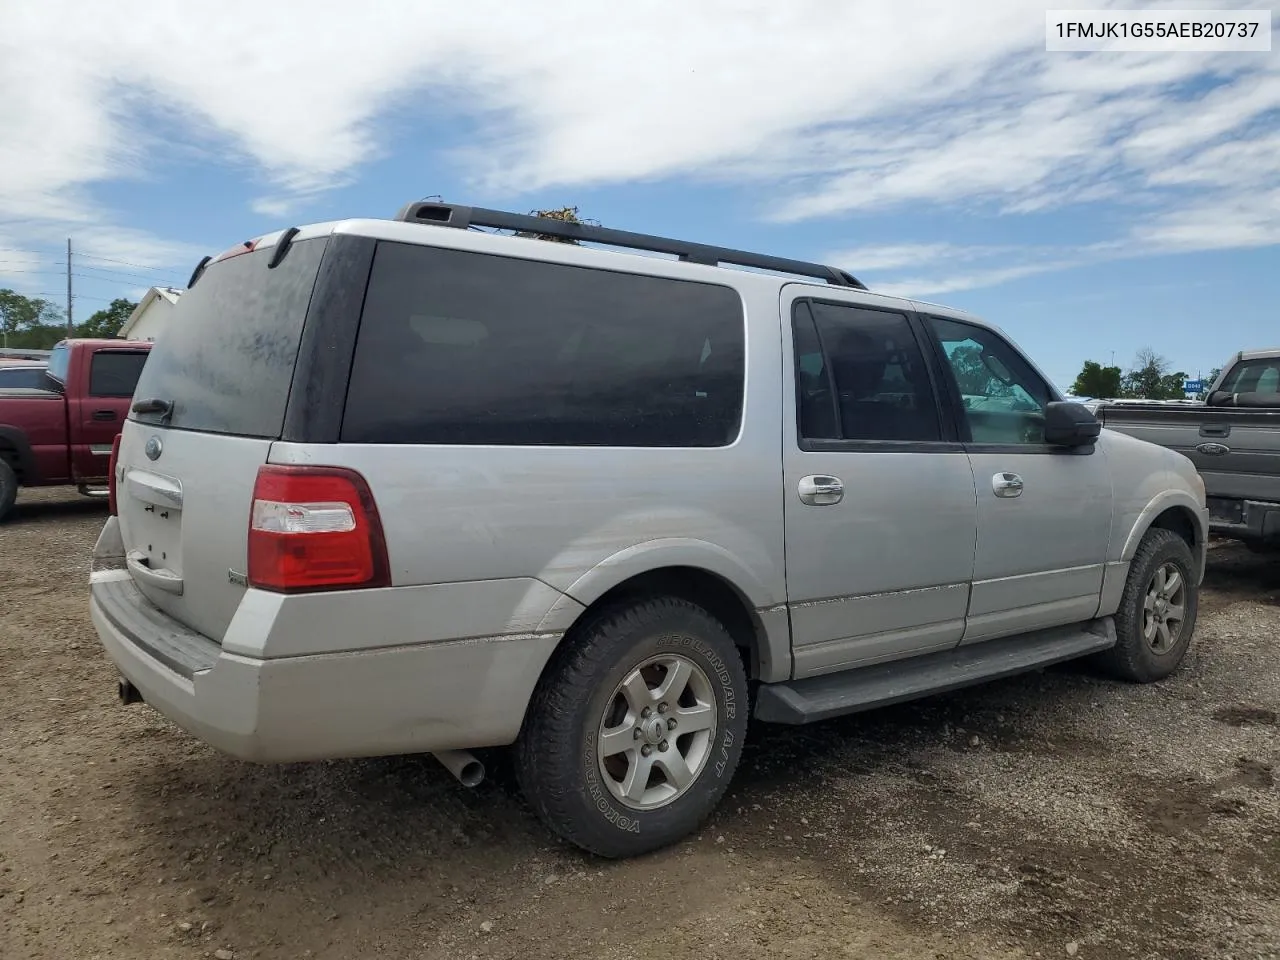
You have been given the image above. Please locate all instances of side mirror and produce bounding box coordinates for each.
[1044,400,1101,447]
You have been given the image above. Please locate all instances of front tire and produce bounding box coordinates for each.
[1099,528,1199,682]
[515,596,749,858]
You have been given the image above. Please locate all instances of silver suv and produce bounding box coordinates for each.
[90,202,1208,858]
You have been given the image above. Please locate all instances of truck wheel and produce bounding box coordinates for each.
[516,596,749,858]
[1099,528,1199,683]
[0,459,16,522]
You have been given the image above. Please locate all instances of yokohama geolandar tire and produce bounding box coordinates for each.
[0,459,17,523]
[515,597,749,859]
[1099,528,1199,683]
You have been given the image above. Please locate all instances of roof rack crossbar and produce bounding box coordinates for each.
[392,201,867,289]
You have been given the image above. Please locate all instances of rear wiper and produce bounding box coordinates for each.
[268,227,300,268]
[131,397,173,421]
[186,255,212,289]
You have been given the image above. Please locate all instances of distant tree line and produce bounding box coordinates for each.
[1071,348,1220,401]
[0,289,137,349]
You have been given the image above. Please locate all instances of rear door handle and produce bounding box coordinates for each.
[1199,423,1230,438]
[992,472,1023,498]
[92,409,117,421]
[798,475,844,505]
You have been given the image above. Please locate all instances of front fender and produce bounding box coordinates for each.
[1120,489,1209,584]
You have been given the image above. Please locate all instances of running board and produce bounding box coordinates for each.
[755,618,1116,725]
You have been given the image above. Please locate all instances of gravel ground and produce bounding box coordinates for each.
[2,488,1278,960]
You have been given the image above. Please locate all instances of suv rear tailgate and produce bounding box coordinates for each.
[117,234,329,642]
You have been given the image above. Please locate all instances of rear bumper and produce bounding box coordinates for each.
[89,558,560,765]
[1206,497,1280,544]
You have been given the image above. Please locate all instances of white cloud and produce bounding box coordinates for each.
[250,197,294,219]
[0,0,1275,294]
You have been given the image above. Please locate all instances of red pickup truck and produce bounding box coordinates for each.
[0,338,151,521]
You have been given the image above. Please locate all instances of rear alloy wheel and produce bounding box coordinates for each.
[0,458,17,522]
[516,597,748,858]
[1099,527,1199,682]
[596,653,719,810]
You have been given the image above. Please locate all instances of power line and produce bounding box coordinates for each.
[68,265,184,287]
[24,291,117,304]
[0,269,178,288]
[75,252,187,272]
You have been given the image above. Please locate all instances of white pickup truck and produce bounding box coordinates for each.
[1096,348,1280,549]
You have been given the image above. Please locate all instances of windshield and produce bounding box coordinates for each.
[129,237,328,438]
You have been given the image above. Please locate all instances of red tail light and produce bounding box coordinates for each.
[247,465,390,593]
[107,433,123,516]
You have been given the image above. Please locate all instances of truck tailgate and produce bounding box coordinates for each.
[1099,407,1280,502]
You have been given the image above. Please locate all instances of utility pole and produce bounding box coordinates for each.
[66,238,73,338]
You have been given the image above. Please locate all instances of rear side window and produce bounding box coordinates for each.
[130,238,327,437]
[342,243,745,447]
[793,300,941,443]
[88,351,148,397]
[1220,359,1280,397]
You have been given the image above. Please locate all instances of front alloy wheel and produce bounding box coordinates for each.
[1142,561,1188,655]
[1100,526,1199,683]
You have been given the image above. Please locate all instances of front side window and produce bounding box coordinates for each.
[793,301,941,443]
[928,316,1051,445]
[342,243,745,447]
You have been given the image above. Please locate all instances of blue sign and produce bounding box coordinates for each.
[1184,379,1204,393]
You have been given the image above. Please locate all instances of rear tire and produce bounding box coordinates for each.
[0,459,17,522]
[515,596,749,858]
[1097,528,1198,682]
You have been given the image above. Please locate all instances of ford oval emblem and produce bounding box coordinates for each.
[144,436,163,461]
[1196,441,1230,456]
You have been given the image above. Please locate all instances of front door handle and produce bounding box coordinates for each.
[92,409,117,421]
[798,474,844,506]
[992,472,1023,498]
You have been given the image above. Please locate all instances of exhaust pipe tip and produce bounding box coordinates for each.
[433,749,485,788]
[118,678,143,705]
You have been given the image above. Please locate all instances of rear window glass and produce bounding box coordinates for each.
[88,351,148,397]
[341,242,745,447]
[46,345,69,384]
[130,237,327,438]
[0,366,49,390]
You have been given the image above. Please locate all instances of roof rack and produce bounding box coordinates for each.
[392,201,867,290]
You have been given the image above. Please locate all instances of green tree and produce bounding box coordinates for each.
[77,297,137,339]
[0,289,64,348]
[1123,348,1189,400]
[1070,360,1123,398]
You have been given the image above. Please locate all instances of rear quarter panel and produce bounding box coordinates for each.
[265,278,790,673]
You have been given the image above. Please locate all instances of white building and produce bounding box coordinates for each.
[118,286,182,342]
